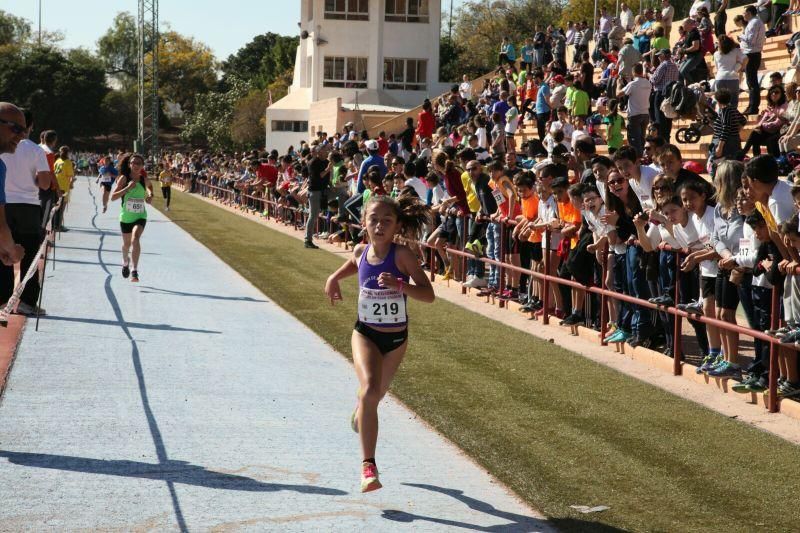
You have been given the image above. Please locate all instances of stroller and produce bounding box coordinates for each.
[662,80,716,144]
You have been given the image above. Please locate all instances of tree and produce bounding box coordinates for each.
[449,0,564,75]
[155,31,217,113]
[97,12,138,87]
[440,35,469,82]
[221,33,298,90]
[101,87,138,144]
[181,78,250,150]
[0,9,31,47]
[97,13,217,110]
[0,45,108,140]
[230,89,267,149]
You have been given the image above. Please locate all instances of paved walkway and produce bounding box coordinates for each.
[0,177,550,532]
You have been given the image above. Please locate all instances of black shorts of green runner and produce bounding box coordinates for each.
[120,219,147,234]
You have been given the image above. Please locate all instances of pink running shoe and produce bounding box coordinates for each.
[360,461,382,493]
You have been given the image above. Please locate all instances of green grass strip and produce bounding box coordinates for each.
[155,190,800,532]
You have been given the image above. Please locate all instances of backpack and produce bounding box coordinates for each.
[669,81,697,116]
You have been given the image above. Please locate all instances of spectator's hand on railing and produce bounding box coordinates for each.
[681,252,700,272]
[778,259,797,274]
[0,244,25,266]
[719,256,738,270]
[601,210,619,226]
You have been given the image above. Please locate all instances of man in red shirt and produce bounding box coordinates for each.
[376,131,389,156]
[257,155,279,188]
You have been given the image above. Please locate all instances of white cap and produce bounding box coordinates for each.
[365,139,379,151]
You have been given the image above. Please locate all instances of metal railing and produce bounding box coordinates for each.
[173,177,790,414]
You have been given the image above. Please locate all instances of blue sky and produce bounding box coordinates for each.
[4,0,466,61]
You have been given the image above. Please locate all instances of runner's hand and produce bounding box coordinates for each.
[325,276,342,305]
[146,195,153,204]
[377,272,400,290]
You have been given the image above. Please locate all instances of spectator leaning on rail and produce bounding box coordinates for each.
[0,104,50,315]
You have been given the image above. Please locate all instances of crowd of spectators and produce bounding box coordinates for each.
[159,2,800,401]
[0,102,78,317]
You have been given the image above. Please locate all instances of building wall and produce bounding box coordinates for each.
[298,0,443,106]
[265,107,310,154]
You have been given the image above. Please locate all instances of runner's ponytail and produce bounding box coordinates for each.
[365,195,432,240]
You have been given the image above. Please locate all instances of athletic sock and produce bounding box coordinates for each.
[363,457,376,466]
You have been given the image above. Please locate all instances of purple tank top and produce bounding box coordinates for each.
[357,243,409,327]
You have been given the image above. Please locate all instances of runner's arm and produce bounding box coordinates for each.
[110,176,132,201]
[392,245,434,303]
[324,244,364,304]
[143,175,155,203]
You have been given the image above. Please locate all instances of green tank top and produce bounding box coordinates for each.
[120,180,148,223]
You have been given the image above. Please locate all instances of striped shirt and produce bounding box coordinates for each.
[650,60,680,93]
[712,106,747,141]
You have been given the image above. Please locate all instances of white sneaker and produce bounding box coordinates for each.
[318,232,330,239]
[463,276,478,288]
[470,277,488,288]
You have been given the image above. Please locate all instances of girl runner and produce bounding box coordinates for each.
[159,163,173,211]
[97,157,118,213]
[324,195,434,493]
[111,153,153,283]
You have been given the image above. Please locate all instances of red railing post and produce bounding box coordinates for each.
[599,242,609,346]
[461,214,469,294]
[542,229,551,325]
[768,285,780,413]
[672,250,683,376]
[429,242,437,282]
[498,220,506,308]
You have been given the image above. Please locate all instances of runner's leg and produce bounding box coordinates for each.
[131,224,144,271]
[379,341,408,399]
[121,231,132,268]
[352,331,384,462]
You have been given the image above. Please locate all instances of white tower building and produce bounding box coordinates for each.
[265,0,450,153]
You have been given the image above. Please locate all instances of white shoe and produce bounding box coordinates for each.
[317,232,330,239]
[165,206,170,211]
[470,277,488,288]
[463,276,478,288]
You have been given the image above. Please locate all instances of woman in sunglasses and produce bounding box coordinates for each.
[111,153,153,283]
[740,85,789,158]
[599,170,642,345]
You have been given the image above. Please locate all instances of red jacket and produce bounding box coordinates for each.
[416,110,435,139]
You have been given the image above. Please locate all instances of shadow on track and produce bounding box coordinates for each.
[138,286,267,303]
[0,451,346,496]
[382,483,552,532]
[39,315,221,334]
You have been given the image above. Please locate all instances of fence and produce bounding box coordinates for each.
[172,177,789,414]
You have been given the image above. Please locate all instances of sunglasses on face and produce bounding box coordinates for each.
[0,119,25,135]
